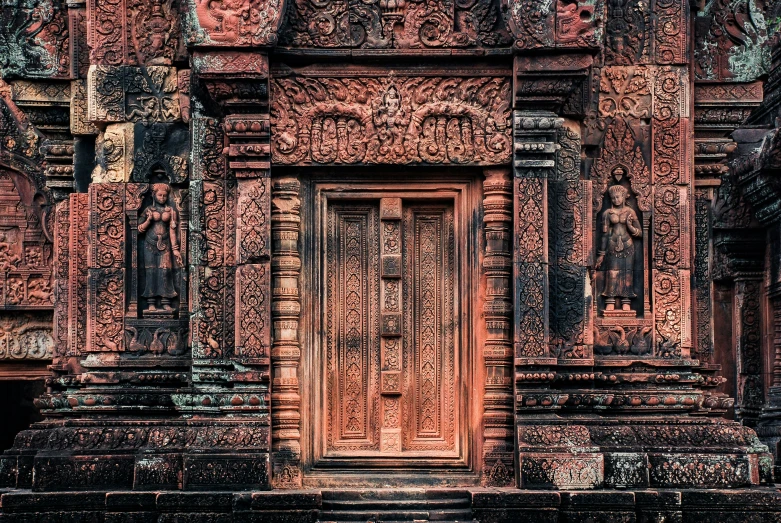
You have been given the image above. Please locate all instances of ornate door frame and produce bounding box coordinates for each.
[267,65,515,488]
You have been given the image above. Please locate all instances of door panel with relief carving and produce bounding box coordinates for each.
[318,190,463,465]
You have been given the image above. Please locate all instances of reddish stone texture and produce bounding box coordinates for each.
[1,0,781,520]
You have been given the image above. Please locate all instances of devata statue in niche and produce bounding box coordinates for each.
[138,183,182,315]
[596,182,642,314]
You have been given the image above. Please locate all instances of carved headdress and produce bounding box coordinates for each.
[591,117,651,212]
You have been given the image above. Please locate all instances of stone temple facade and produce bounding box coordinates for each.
[0,0,780,520]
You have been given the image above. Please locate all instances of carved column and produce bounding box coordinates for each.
[549,123,591,361]
[734,276,765,424]
[692,79,762,415]
[186,51,272,489]
[481,168,514,486]
[270,177,302,488]
[513,112,559,363]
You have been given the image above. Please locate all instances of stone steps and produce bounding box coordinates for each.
[318,489,474,523]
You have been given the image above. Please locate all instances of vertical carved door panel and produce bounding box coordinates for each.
[326,204,381,452]
[323,197,459,460]
[402,205,456,454]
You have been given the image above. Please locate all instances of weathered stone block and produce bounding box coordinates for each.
[32,456,134,491]
[183,454,269,490]
[133,454,182,490]
[520,453,604,489]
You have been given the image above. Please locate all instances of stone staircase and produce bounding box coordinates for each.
[318,488,475,523]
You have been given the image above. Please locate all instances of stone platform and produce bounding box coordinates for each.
[2,488,781,522]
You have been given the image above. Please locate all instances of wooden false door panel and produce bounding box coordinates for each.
[324,198,459,458]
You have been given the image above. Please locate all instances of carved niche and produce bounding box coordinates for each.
[271,70,512,166]
[591,116,652,356]
[86,122,189,357]
[124,181,189,356]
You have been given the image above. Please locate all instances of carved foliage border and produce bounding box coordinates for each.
[652,66,691,356]
[87,185,124,352]
[53,199,70,357]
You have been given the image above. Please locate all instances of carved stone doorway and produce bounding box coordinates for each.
[301,176,480,486]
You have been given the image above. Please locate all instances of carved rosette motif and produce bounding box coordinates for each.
[271,74,512,166]
[87,184,125,352]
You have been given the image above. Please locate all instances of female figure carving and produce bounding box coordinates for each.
[596,184,642,312]
[138,183,182,313]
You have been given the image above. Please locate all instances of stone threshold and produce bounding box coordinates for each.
[1,487,781,522]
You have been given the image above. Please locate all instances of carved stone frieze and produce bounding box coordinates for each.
[0,312,53,360]
[271,72,511,165]
[509,0,602,50]
[695,0,769,82]
[186,0,284,47]
[281,0,511,49]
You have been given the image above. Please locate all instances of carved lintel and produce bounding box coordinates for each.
[271,74,511,166]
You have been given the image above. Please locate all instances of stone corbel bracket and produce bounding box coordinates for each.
[514,54,592,113]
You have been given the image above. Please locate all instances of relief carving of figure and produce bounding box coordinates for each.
[373,85,407,159]
[596,182,641,312]
[0,232,21,271]
[138,183,182,314]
